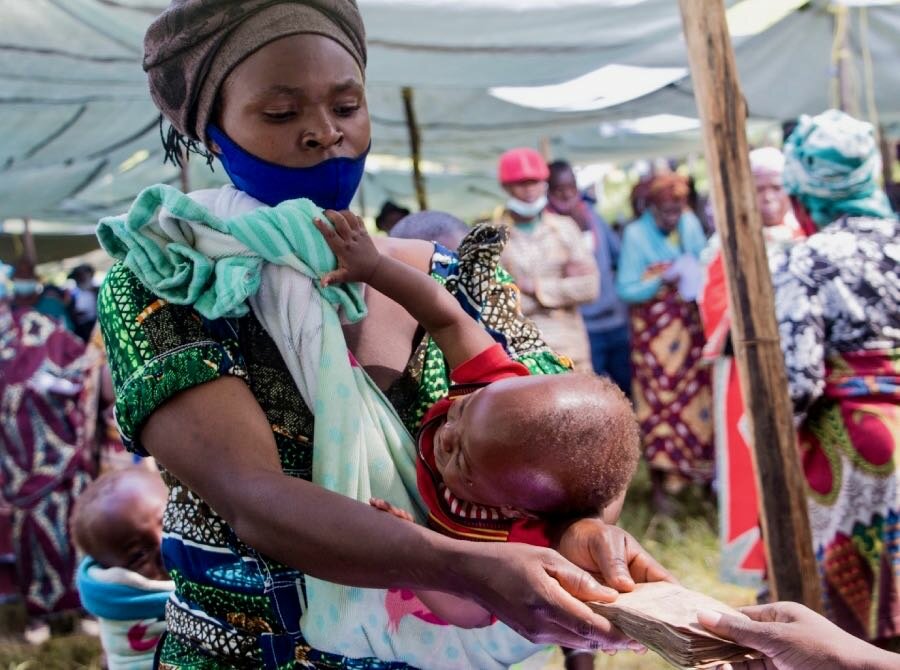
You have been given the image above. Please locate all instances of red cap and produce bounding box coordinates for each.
[498,148,549,185]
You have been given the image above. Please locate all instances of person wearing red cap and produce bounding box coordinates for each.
[494,148,599,371]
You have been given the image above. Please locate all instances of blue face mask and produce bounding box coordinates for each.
[207,125,369,210]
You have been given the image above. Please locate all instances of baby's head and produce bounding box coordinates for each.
[432,373,639,519]
[71,467,168,581]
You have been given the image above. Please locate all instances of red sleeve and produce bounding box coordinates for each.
[450,343,530,385]
[699,251,729,341]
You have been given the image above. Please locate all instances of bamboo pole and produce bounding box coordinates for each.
[401,86,428,211]
[678,0,823,610]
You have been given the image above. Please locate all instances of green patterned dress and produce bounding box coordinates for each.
[97,225,567,669]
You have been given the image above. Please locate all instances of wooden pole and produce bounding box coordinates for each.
[21,218,37,267]
[880,128,895,193]
[539,137,552,163]
[678,0,823,610]
[401,86,428,211]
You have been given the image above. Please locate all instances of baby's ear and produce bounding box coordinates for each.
[499,505,540,520]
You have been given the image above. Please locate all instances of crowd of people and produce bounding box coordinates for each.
[0,1,898,669]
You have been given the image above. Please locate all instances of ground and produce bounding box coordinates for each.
[0,464,754,669]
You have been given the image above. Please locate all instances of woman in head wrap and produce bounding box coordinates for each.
[616,173,713,513]
[0,260,97,643]
[98,3,669,667]
[493,148,599,371]
[698,147,809,590]
[770,109,899,644]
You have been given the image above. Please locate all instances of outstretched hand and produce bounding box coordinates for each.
[699,601,898,670]
[557,518,676,593]
[315,209,382,286]
[457,540,645,653]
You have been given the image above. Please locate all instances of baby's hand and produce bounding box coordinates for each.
[315,210,382,287]
[369,497,415,522]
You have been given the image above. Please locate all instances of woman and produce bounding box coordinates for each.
[699,148,807,589]
[616,174,713,512]
[493,148,599,371]
[96,2,668,668]
[547,160,631,395]
[772,109,899,644]
[0,261,97,643]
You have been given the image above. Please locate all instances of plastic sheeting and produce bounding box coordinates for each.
[1,0,898,226]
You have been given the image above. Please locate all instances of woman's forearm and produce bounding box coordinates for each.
[616,276,662,304]
[142,376,470,596]
[230,469,468,592]
[534,273,599,309]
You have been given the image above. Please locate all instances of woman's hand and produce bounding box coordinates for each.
[316,209,382,286]
[556,518,676,592]
[699,602,900,670]
[452,540,644,653]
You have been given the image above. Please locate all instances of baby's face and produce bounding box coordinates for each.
[432,378,567,514]
[94,485,168,581]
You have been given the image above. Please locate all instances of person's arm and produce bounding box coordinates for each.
[368,498,492,628]
[531,220,600,309]
[698,251,730,340]
[316,211,495,370]
[615,225,665,304]
[771,250,826,423]
[698,602,900,670]
[142,375,643,650]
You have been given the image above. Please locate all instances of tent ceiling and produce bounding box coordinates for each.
[0,0,898,226]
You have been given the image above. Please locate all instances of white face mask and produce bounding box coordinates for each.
[506,195,547,219]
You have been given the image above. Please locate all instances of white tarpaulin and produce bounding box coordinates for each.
[1,0,898,226]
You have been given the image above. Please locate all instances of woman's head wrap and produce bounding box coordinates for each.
[144,0,366,152]
[749,147,785,176]
[647,173,689,207]
[783,109,893,227]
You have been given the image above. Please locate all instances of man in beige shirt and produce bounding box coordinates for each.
[493,148,599,371]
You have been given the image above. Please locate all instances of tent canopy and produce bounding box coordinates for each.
[1,0,898,228]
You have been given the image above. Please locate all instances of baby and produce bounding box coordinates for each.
[317,213,640,627]
[72,467,173,670]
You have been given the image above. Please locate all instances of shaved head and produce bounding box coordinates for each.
[438,372,640,518]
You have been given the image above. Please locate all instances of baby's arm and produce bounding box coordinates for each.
[369,499,493,628]
[317,211,495,369]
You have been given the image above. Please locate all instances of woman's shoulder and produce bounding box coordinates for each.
[374,236,434,273]
[620,214,651,242]
[98,262,248,452]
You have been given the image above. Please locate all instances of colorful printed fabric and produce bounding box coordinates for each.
[617,211,713,487]
[783,109,895,228]
[417,344,551,547]
[698,215,807,589]
[772,216,900,642]
[97,218,567,668]
[100,185,445,661]
[77,558,173,670]
[629,287,714,486]
[0,304,96,615]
